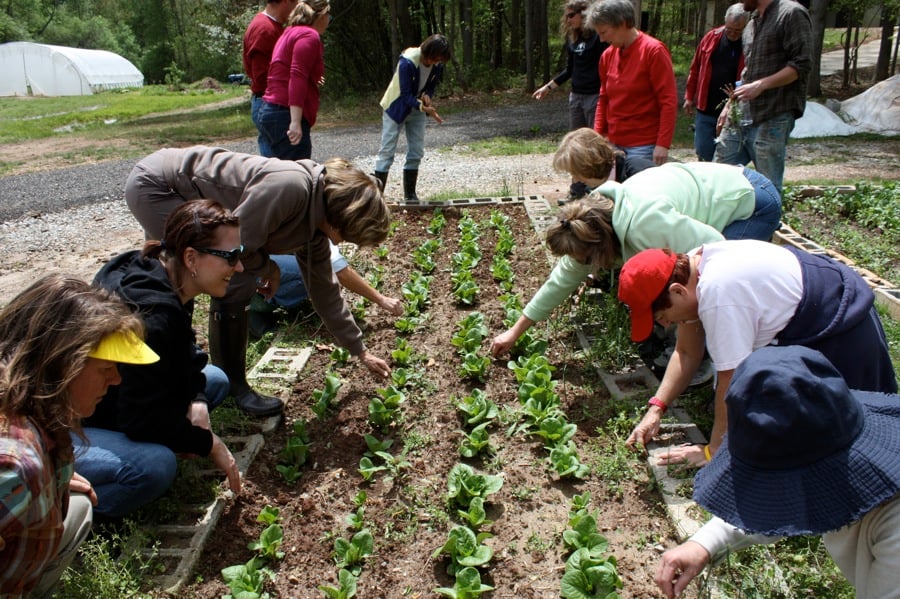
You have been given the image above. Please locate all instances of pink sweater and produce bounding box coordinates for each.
[594,32,677,149]
[262,25,324,126]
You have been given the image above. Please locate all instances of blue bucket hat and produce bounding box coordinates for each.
[693,345,900,536]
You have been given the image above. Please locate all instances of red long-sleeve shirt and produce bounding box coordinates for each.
[262,25,324,126]
[242,12,283,96]
[594,32,677,149]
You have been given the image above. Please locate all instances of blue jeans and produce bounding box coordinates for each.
[722,167,782,241]
[256,101,312,160]
[618,144,655,163]
[693,111,718,162]
[250,94,271,156]
[375,110,426,172]
[74,364,229,519]
[714,111,795,195]
[569,92,598,130]
[270,254,308,309]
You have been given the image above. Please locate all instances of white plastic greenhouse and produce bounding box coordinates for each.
[0,41,143,96]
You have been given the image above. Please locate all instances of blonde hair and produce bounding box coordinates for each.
[288,0,330,26]
[0,275,144,461]
[553,128,618,182]
[545,197,621,271]
[322,158,391,247]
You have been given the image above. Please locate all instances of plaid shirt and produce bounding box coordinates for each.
[742,0,811,124]
[0,416,72,597]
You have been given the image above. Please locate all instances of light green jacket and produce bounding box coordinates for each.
[523,162,755,323]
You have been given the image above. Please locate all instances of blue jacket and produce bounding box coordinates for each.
[380,47,444,124]
[776,247,897,393]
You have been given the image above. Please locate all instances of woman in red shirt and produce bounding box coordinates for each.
[256,0,331,160]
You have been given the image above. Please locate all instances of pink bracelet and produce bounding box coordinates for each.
[648,396,668,413]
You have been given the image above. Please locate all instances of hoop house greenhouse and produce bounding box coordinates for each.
[0,42,143,96]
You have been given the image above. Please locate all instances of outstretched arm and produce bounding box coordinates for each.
[335,266,404,316]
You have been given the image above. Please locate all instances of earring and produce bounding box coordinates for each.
[191,270,198,279]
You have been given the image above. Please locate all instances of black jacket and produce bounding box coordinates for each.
[85,251,214,456]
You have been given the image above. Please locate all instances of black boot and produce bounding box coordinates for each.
[403,169,419,202]
[209,301,284,417]
[373,170,388,193]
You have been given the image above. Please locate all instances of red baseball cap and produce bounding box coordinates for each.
[617,249,678,342]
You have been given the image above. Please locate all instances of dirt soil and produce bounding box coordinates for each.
[177,204,672,599]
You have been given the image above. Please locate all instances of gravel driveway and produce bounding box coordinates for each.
[0,97,569,223]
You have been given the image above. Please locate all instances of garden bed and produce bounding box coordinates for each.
[181,203,675,598]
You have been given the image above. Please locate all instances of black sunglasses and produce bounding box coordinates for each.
[566,11,580,18]
[193,245,244,266]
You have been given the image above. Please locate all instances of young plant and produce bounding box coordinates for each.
[563,511,608,556]
[318,568,358,599]
[345,491,367,531]
[431,525,494,576]
[549,441,591,479]
[427,210,447,235]
[394,315,421,334]
[458,352,490,382]
[374,245,389,259]
[454,388,498,427]
[434,566,494,599]
[458,422,494,458]
[357,456,388,482]
[456,496,493,530]
[311,372,343,419]
[452,277,480,306]
[368,386,406,430]
[221,557,274,599]
[277,419,311,483]
[333,529,374,575]
[330,347,351,366]
[447,463,504,509]
[248,505,285,561]
[560,547,623,599]
[532,415,577,446]
[391,338,415,367]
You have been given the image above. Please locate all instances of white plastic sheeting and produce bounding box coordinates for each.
[0,42,143,96]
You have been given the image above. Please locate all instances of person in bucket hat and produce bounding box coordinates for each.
[1,275,156,597]
[655,345,900,599]
[618,239,896,466]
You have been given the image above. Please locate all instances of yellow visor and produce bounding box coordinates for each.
[88,330,159,365]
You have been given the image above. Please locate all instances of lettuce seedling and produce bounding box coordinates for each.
[374,245,389,259]
[458,422,494,458]
[569,491,592,519]
[357,456,387,482]
[560,547,623,599]
[451,326,486,355]
[333,529,374,575]
[427,210,447,235]
[221,556,273,599]
[248,522,284,561]
[431,525,494,575]
[434,566,495,599]
[454,388,498,427]
[330,347,351,366]
[550,441,591,479]
[447,463,503,509]
[533,416,577,446]
[391,339,414,366]
[319,568,358,599]
[495,234,515,258]
[563,512,608,555]
[459,352,490,382]
[311,373,343,419]
[276,464,302,484]
[394,315,420,334]
[456,496,493,530]
[363,434,393,454]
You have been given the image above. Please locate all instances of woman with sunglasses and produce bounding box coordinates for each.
[532,1,608,203]
[76,200,243,520]
[125,146,392,418]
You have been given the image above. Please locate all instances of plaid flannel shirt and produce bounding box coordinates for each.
[1,416,72,597]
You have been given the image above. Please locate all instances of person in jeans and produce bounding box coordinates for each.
[1,275,157,596]
[257,0,330,160]
[373,34,451,202]
[587,0,677,165]
[532,1,608,201]
[656,345,900,599]
[242,0,298,155]
[714,0,812,194]
[683,3,748,161]
[619,241,896,466]
[490,161,781,358]
[79,200,243,519]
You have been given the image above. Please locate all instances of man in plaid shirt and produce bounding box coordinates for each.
[713,0,811,195]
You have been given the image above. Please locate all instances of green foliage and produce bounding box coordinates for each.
[458,422,495,458]
[458,352,491,382]
[277,419,311,483]
[454,388,499,427]
[248,506,284,561]
[391,338,415,367]
[434,566,495,598]
[221,557,274,599]
[59,521,160,598]
[447,463,504,509]
[311,373,343,419]
[333,529,374,575]
[549,441,591,479]
[367,386,405,430]
[563,512,609,555]
[560,548,623,599]
[431,525,494,575]
[532,415,577,446]
[330,347,351,366]
[318,568,358,599]
[456,496,493,530]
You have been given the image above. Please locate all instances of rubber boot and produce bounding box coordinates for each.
[403,169,419,202]
[209,302,284,417]
[373,170,388,193]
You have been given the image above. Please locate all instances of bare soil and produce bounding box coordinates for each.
[179,204,671,598]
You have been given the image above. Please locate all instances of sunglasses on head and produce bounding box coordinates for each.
[193,245,244,266]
